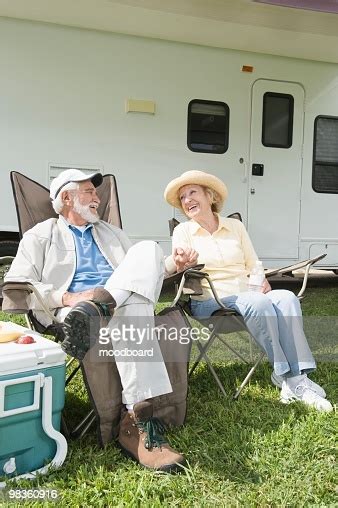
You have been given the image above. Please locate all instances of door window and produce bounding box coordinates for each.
[262,92,294,148]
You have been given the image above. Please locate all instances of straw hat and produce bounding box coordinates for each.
[164,170,228,210]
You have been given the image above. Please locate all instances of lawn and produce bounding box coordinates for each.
[0,286,337,507]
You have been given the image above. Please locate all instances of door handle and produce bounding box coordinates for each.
[239,157,248,183]
[252,164,264,176]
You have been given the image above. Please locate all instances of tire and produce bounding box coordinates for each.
[0,240,19,284]
[0,240,19,258]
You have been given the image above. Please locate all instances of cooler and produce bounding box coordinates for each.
[0,322,68,480]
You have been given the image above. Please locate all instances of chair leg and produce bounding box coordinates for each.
[24,314,33,329]
[233,352,265,400]
[65,359,81,386]
[61,413,70,440]
[216,334,250,364]
[189,331,218,376]
[190,341,229,397]
[204,359,228,397]
[188,315,265,400]
[189,328,250,377]
[70,409,97,439]
[249,335,253,363]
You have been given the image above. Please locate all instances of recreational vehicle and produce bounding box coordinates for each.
[0,1,337,270]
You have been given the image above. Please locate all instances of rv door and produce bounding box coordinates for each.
[248,79,305,260]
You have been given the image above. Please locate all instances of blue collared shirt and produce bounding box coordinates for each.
[67,223,114,293]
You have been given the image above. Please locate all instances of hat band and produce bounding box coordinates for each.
[53,182,76,199]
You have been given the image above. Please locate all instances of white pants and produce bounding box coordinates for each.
[57,241,173,405]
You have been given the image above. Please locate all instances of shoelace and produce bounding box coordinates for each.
[294,384,321,402]
[137,417,167,450]
[302,377,321,394]
[94,302,113,318]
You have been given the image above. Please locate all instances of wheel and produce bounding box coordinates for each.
[0,240,19,258]
[0,240,19,284]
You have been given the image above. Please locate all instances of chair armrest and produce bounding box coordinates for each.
[163,264,205,287]
[170,266,207,305]
[184,267,208,279]
[2,281,35,292]
[1,281,34,313]
[264,253,327,298]
[264,253,327,277]
[171,267,238,313]
[1,281,61,323]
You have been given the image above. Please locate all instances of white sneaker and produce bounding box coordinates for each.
[280,381,333,412]
[271,372,326,398]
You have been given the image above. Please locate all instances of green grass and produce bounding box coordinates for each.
[0,287,337,507]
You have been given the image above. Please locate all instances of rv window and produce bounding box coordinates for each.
[262,92,294,148]
[313,116,338,194]
[187,100,229,154]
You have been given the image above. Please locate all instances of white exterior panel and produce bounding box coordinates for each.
[0,17,337,266]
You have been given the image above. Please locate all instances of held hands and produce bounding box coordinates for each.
[62,289,96,307]
[173,247,199,272]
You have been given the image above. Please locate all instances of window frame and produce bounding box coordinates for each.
[312,114,338,194]
[261,92,294,149]
[187,99,230,154]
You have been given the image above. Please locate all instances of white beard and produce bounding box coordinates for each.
[73,196,100,224]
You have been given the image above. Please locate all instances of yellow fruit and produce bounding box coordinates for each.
[0,331,23,343]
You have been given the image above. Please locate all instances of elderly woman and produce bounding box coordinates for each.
[164,170,332,412]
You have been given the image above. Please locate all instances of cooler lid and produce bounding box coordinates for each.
[0,321,66,375]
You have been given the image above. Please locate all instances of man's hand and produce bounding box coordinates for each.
[261,278,272,294]
[173,247,198,272]
[62,289,96,307]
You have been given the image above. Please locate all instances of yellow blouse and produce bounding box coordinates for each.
[172,215,259,300]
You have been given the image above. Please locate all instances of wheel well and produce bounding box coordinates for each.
[0,231,20,243]
[0,232,20,258]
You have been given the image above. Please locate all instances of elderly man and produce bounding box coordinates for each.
[5,168,197,473]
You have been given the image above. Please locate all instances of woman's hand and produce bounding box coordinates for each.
[261,278,272,294]
[173,247,198,272]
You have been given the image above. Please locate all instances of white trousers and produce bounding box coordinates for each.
[103,241,173,404]
[56,241,173,405]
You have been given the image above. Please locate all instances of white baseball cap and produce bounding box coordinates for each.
[50,169,103,200]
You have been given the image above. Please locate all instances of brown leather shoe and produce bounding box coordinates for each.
[118,401,186,473]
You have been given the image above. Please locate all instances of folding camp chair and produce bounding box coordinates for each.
[1,171,192,445]
[1,171,123,440]
[168,215,326,399]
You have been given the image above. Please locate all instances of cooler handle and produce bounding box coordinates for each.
[0,373,43,418]
[0,375,68,482]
